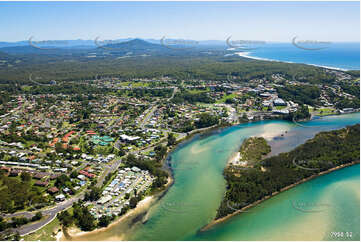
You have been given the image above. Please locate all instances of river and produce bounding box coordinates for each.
[67,113,360,241]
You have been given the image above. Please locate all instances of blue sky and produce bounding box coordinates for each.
[0,1,359,42]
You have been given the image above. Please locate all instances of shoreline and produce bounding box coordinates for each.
[165,123,231,176]
[61,175,174,241]
[62,124,229,239]
[227,151,241,166]
[61,196,155,241]
[235,51,352,71]
[201,160,360,232]
[61,112,358,239]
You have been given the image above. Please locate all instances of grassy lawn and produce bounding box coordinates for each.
[22,217,61,241]
[314,107,337,116]
[216,93,236,104]
[101,170,119,190]
[21,86,32,91]
[274,106,287,110]
[188,88,209,94]
[118,81,149,87]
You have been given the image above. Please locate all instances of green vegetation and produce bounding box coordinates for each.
[84,186,102,201]
[57,210,73,228]
[0,52,340,87]
[98,215,115,228]
[313,107,337,116]
[0,172,50,213]
[216,124,360,219]
[23,217,60,241]
[284,104,311,121]
[117,88,172,99]
[124,154,169,189]
[172,90,213,104]
[194,113,219,129]
[216,93,237,104]
[154,145,168,161]
[58,202,117,231]
[277,85,321,106]
[167,133,177,146]
[72,202,96,231]
[326,87,360,109]
[239,137,271,164]
[0,212,43,233]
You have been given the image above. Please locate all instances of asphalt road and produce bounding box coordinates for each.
[9,191,86,236]
[140,105,158,128]
[96,158,123,188]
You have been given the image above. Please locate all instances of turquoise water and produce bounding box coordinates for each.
[188,164,360,241]
[126,113,360,241]
[241,42,360,70]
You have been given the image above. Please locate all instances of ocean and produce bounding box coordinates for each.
[235,42,360,71]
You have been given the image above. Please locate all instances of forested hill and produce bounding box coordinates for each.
[216,124,360,219]
[0,38,356,85]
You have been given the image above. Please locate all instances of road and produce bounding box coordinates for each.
[225,104,239,123]
[168,87,178,101]
[3,158,121,236]
[138,86,177,128]
[139,105,158,128]
[4,191,86,236]
[96,158,123,188]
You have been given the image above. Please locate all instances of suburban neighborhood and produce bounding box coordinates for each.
[0,69,359,240]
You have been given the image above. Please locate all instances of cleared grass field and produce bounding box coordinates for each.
[216,93,236,104]
[118,81,150,87]
[311,107,337,116]
[23,217,61,241]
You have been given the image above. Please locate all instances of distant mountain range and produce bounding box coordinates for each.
[0,38,227,49]
[0,38,227,57]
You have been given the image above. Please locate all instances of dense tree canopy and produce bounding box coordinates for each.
[217,124,360,219]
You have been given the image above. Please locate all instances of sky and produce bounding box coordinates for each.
[0,1,359,42]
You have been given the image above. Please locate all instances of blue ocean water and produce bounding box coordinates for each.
[238,42,360,70]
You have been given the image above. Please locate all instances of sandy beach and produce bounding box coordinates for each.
[61,195,155,241]
[235,51,348,71]
[61,175,173,241]
[258,122,291,141]
[227,151,240,165]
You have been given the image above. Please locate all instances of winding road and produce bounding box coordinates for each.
[3,191,86,236]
